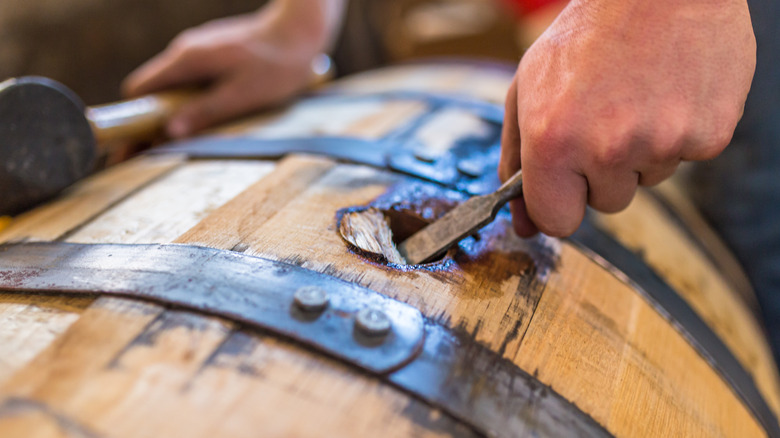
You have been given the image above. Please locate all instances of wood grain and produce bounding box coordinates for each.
[652,178,756,307]
[239,164,548,359]
[331,63,510,102]
[0,154,185,385]
[0,157,476,438]
[0,295,93,385]
[512,243,766,437]
[0,159,273,387]
[0,154,185,244]
[66,160,275,245]
[0,63,773,438]
[593,189,780,419]
[176,155,335,248]
[217,99,427,141]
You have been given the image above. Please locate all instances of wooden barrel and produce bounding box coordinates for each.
[0,61,778,438]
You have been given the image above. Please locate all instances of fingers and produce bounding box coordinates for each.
[522,157,589,237]
[501,73,586,237]
[499,75,521,182]
[585,168,638,213]
[636,160,680,186]
[508,198,539,237]
[501,72,588,237]
[166,76,260,137]
[123,46,219,98]
[500,75,538,237]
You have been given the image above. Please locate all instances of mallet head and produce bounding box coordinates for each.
[0,76,96,216]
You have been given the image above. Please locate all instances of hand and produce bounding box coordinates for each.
[500,0,755,237]
[123,0,344,137]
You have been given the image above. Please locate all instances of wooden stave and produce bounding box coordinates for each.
[0,61,777,437]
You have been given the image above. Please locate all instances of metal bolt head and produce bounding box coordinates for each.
[413,149,438,163]
[355,307,392,337]
[293,286,329,312]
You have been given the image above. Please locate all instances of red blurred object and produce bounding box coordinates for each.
[501,0,562,16]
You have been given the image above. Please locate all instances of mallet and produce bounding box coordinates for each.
[0,76,194,216]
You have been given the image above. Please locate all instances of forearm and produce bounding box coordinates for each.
[568,0,751,26]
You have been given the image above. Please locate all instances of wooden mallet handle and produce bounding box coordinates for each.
[87,89,197,146]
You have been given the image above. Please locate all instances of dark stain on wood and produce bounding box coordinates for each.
[390,322,611,437]
[334,181,465,263]
[580,301,621,339]
[497,316,526,357]
[0,290,93,312]
[230,242,250,253]
[333,180,560,360]
[280,255,307,267]
[130,311,215,346]
[195,329,265,379]
[319,263,343,280]
[0,396,104,438]
[399,401,482,438]
[106,310,216,369]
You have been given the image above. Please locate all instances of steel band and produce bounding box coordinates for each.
[0,242,609,438]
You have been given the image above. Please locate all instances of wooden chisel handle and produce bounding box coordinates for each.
[85,54,335,149]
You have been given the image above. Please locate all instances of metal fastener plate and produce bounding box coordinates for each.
[0,242,425,374]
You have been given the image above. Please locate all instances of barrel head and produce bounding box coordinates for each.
[0,76,96,216]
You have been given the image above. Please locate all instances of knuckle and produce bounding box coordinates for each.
[522,121,570,165]
[169,32,196,52]
[693,126,732,160]
[710,124,735,152]
[684,104,739,160]
[169,31,212,58]
[592,140,630,169]
[648,137,682,163]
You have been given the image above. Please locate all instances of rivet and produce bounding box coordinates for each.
[355,307,392,337]
[413,150,437,163]
[456,159,483,178]
[293,286,329,312]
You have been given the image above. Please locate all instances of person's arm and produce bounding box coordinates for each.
[123,0,346,137]
[500,0,755,237]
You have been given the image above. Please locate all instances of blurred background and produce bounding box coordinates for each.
[0,0,548,105]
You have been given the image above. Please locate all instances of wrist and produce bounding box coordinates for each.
[261,0,344,56]
[566,0,750,28]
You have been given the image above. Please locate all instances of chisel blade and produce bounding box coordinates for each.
[398,169,523,265]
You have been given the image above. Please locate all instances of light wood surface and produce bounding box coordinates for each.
[0,62,776,438]
[513,243,766,437]
[0,154,185,244]
[0,154,186,386]
[653,177,756,306]
[0,155,471,438]
[593,189,780,417]
[66,160,275,245]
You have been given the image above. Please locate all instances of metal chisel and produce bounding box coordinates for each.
[398,169,524,265]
